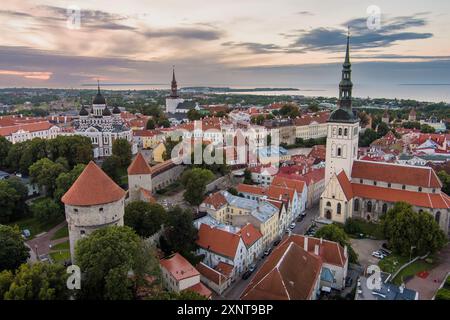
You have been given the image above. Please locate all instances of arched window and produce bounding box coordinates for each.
[326,201,331,207]
[337,203,342,214]
[435,211,441,224]
[354,199,360,211]
[337,148,342,156]
[382,203,388,214]
[367,201,372,213]
[338,128,342,136]
[344,128,348,136]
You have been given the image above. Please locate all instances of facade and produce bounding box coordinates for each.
[319,34,450,235]
[0,120,60,144]
[74,84,136,158]
[196,262,231,295]
[294,112,329,140]
[61,161,126,260]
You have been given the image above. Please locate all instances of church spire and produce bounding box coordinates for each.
[97,79,101,94]
[338,27,353,110]
[344,26,350,66]
[170,66,179,98]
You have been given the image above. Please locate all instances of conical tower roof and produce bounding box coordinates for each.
[127,152,152,175]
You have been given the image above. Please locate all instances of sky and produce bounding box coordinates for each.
[1,0,450,100]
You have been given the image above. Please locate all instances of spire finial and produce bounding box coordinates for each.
[97,79,100,94]
[344,26,350,65]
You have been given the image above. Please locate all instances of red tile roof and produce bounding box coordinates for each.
[127,153,152,175]
[160,253,199,281]
[351,184,450,209]
[267,185,295,203]
[196,262,228,285]
[197,224,241,259]
[351,160,442,188]
[215,261,234,277]
[236,183,266,196]
[241,241,322,300]
[184,282,212,299]
[62,161,125,206]
[281,234,347,267]
[336,170,353,200]
[272,176,305,194]
[237,224,263,248]
[293,111,329,126]
[0,121,54,136]
[202,191,228,209]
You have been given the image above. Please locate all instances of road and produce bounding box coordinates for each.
[220,204,320,300]
[26,221,69,262]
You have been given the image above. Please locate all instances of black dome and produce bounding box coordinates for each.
[102,106,111,116]
[328,108,358,123]
[79,106,88,116]
[93,93,106,105]
[112,106,121,114]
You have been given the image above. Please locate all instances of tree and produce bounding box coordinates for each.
[146,119,156,130]
[125,201,167,238]
[227,187,238,196]
[181,168,214,205]
[377,122,389,138]
[157,118,170,128]
[54,164,86,202]
[187,109,202,121]
[30,198,62,224]
[279,104,300,118]
[315,224,358,263]
[112,139,132,168]
[437,170,450,195]
[420,124,435,133]
[243,168,253,185]
[163,206,198,256]
[0,225,30,271]
[3,262,68,300]
[359,129,378,147]
[0,136,11,169]
[402,121,421,130]
[0,180,21,223]
[358,112,370,128]
[29,158,66,195]
[163,137,181,161]
[381,202,446,256]
[75,226,141,300]
[0,270,13,299]
[101,155,122,184]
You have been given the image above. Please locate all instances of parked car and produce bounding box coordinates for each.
[289,223,296,229]
[22,229,31,239]
[263,249,271,257]
[249,264,257,273]
[273,239,281,247]
[378,248,391,256]
[297,215,304,222]
[242,271,252,280]
[371,251,384,259]
[345,276,353,287]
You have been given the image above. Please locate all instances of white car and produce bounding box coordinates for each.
[371,251,384,259]
[289,223,296,229]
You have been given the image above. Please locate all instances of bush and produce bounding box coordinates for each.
[30,198,62,224]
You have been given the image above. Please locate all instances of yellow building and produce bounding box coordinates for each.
[153,142,167,163]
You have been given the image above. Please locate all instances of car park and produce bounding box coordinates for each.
[371,251,384,259]
[378,248,390,256]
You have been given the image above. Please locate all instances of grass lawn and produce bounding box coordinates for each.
[7,215,64,240]
[51,225,69,240]
[379,254,436,285]
[344,218,384,240]
[49,250,71,264]
[51,240,70,251]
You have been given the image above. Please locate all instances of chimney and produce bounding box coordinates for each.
[344,245,348,259]
[304,237,308,252]
[314,244,319,256]
[320,237,323,244]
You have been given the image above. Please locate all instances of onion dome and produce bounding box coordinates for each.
[102,106,112,116]
[112,106,121,114]
[79,105,88,116]
[93,81,106,105]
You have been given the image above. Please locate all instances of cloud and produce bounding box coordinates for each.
[296,11,314,16]
[222,41,304,54]
[288,14,433,51]
[0,69,52,80]
[142,27,223,40]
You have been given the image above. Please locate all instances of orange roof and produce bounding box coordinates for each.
[215,261,234,277]
[352,183,450,209]
[140,188,156,203]
[267,185,295,203]
[196,262,228,285]
[236,183,266,196]
[352,160,442,188]
[0,121,54,136]
[281,234,347,267]
[128,153,152,175]
[196,224,241,259]
[62,161,125,206]
[241,241,322,300]
[336,170,353,200]
[159,253,199,281]
[238,224,263,248]
[202,191,228,209]
[272,176,305,194]
[184,282,212,298]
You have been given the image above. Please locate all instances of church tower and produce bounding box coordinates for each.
[165,66,184,113]
[325,30,360,185]
[170,66,179,98]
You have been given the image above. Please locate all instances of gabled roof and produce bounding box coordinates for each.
[241,241,322,300]
[272,176,305,194]
[351,160,442,188]
[336,170,353,200]
[160,253,199,281]
[62,161,125,206]
[184,282,212,298]
[196,262,228,285]
[127,153,152,175]
[196,224,241,259]
[237,223,263,248]
[202,191,228,209]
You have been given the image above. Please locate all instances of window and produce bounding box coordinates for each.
[418,187,422,192]
[435,211,441,224]
[337,203,342,214]
[360,179,363,184]
[432,189,436,193]
[373,181,377,186]
[326,201,331,207]
[344,128,348,136]
[382,203,388,214]
[354,199,360,211]
[367,201,372,213]
[337,148,342,157]
[74,208,78,213]
[99,208,103,212]
[402,185,406,190]
[338,128,342,136]
[388,183,391,188]
[80,230,85,235]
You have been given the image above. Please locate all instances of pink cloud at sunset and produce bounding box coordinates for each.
[0,69,52,80]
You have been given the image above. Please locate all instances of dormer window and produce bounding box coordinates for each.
[418,187,422,192]
[402,185,406,190]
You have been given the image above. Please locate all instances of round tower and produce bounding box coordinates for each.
[61,161,126,261]
[127,152,152,201]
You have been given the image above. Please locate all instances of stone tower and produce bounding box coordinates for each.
[62,161,126,261]
[127,152,153,201]
[325,30,360,185]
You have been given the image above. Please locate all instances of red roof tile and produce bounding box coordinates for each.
[196,262,228,285]
[215,261,234,277]
[336,170,353,200]
[0,121,54,136]
[351,160,442,188]
[184,282,212,298]
[237,224,263,248]
[62,161,125,206]
[202,191,228,209]
[160,253,199,281]
[272,176,305,194]
[127,153,152,175]
[197,224,241,259]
